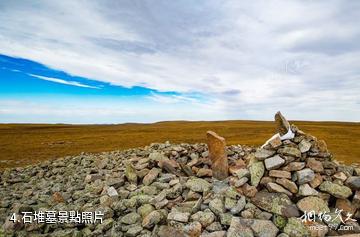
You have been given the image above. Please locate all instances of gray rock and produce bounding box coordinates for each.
[167,211,190,223]
[299,139,312,153]
[186,177,212,193]
[298,184,319,196]
[319,181,353,198]
[255,148,276,160]
[296,168,315,185]
[228,217,279,237]
[209,198,225,215]
[345,176,360,190]
[264,155,285,170]
[278,147,301,158]
[121,212,141,225]
[249,161,265,187]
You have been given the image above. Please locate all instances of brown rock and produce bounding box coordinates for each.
[229,159,246,175]
[239,183,258,198]
[52,192,65,203]
[143,168,160,185]
[260,176,274,185]
[269,170,291,179]
[317,140,328,153]
[354,191,360,208]
[206,131,228,180]
[197,168,212,177]
[282,162,305,172]
[336,199,356,216]
[306,158,324,173]
[269,135,282,148]
[275,111,290,136]
[309,173,323,189]
[266,182,292,197]
[158,225,186,237]
[276,178,298,193]
[333,172,347,182]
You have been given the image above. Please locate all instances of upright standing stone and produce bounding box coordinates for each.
[206,131,228,180]
[275,111,290,136]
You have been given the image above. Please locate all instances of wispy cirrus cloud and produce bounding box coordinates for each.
[28,74,100,89]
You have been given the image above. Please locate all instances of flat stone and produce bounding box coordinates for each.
[297,196,330,213]
[227,218,254,237]
[206,131,228,180]
[276,178,298,193]
[278,147,301,158]
[125,163,138,184]
[191,210,215,227]
[269,135,282,148]
[298,184,319,196]
[251,191,300,217]
[283,217,310,237]
[333,172,348,182]
[107,186,119,197]
[142,168,160,185]
[282,162,305,172]
[296,168,315,184]
[309,173,323,188]
[266,182,292,196]
[157,225,185,237]
[319,181,353,198]
[306,158,324,172]
[235,177,249,187]
[345,176,360,190]
[185,177,212,193]
[249,161,264,187]
[121,212,141,225]
[167,211,190,223]
[254,148,276,160]
[209,198,225,215]
[299,139,312,153]
[336,198,357,216]
[142,210,162,229]
[269,170,291,179]
[275,111,290,136]
[228,217,279,237]
[235,168,250,179]
[264,155,285,170]
[197,168,213,177]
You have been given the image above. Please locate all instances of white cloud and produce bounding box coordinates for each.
[28,74,100,89]
[0,0,359,121]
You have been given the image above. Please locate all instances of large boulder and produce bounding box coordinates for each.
[206,131,228,180]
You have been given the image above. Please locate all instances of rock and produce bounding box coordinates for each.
[297,196,330,213]
[125,163,138,184]
[306,222,328,237]
[85,174,102,183]
[209,198,225,215]
[282,162,305,172]
[184,221,202,236]
[225,197,237,210]
[268,135,282,148]
[249,161,264,187]
[197,168,213,177]
[278,147,301,158]
[240,183,258,198]
[206,131,228,180]
[298,184,319,196]
[219,213,233,225]
[336,198,356,216]
[319,181,353,198]
[185,177,212,193]
[251,191,299,217]
[228,218,279,237]
[333,172,348,182]
[345,176,360,190]
[143,168,160,185]
[266,182,292,196]
[306,158,324,173]
[138,204,155,218]
[107,186,119,197]
[275,111,290,136]
[296,168,315,185]
[235,168,250,179]
[264,155,285,170]
[167,211,190,223]
[157,225,185,237]
[142,210,162,229]
[299,139,312,153]
[191,210,215,227]
[52,192,65,203]
[231,196,246,214]
[201,231,226,237]
[126,225,143,237]
[283,217,310,237]
[227,217,254,237]
[254,148,276,160]
[309,173,323,188]
[275,178,298,193]
[234,177,248,187]
[121,212,141,225]
[269,170,291,179]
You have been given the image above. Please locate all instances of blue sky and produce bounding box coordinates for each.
[0,1,359,123]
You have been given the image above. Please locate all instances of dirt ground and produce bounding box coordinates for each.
[0,120,359,169]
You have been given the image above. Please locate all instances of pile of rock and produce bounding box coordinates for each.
[0,112,359,237]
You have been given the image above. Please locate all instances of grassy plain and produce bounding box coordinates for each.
[0,120,359,169]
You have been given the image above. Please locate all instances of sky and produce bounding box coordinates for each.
[0,0,359,123]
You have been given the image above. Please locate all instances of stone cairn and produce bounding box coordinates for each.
[1,112,360,237]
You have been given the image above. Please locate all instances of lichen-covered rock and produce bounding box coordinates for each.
[319,181,353,199]
[296,196,330,213]
[185,177,212,193]
[249,161,264,187]
[264,155,285,170]
[283,217,310,237]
